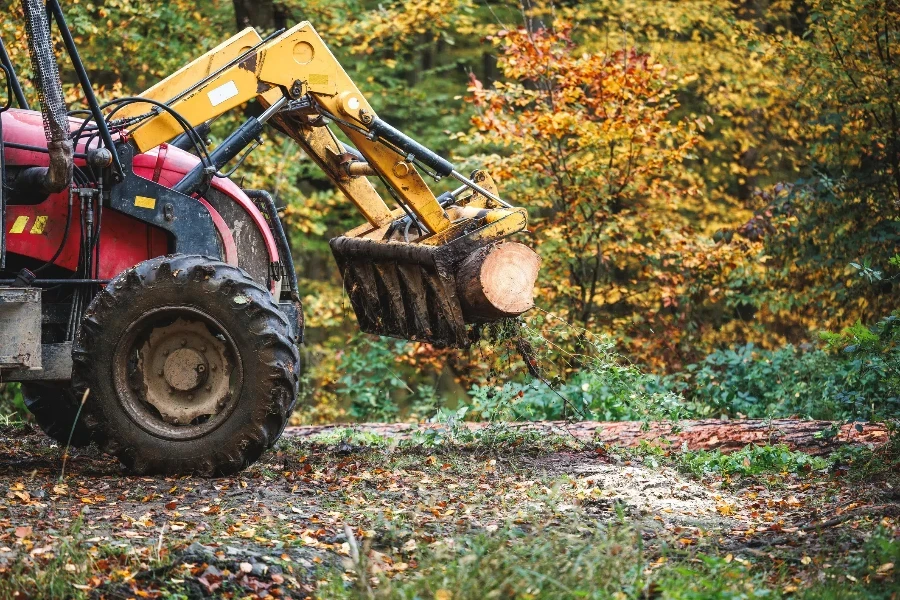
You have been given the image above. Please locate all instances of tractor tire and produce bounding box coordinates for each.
[21,383,94,448]
[72,255,300,476]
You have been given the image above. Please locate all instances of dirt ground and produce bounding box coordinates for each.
[0,422,897,599]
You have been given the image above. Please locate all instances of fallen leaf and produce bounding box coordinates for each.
[14,526,31,538]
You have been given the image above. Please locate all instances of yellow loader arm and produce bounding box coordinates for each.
[118,22,538,347]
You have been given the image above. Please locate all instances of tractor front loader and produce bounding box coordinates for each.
[0,1,540,475]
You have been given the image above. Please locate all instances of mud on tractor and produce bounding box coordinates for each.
[0,1,539,474]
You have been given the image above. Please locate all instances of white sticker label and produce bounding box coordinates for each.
[207,80,239,107]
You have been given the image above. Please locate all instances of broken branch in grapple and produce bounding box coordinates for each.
[0,3,539,475]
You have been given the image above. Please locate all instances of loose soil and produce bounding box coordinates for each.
[0,423,896,598]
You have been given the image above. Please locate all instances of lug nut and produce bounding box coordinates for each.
[157,369,163,376]
[172,418,179,425]
[205,385,212,391]
[197,365,206,373]
[181,339,187,347]
[200,346,207,352]
[187,394,193,400]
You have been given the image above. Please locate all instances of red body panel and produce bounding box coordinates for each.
[2,108,277,291]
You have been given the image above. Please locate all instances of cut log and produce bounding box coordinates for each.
[456,241,541,321]
[285,419,889,456]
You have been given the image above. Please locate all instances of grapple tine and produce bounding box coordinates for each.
[330,206,536,348]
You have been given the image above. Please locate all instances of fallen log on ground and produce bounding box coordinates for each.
[284,419,889,455]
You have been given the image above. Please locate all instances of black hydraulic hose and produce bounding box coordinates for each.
[174,116,264,196]
[103,97,213,168]
[0,37,29,110]
[171,121,212,152]
[46,0,123,182]
[2,140,88,159]
[243,189,299,298]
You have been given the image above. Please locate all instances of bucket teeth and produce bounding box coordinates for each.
[330,205,531,348]
[330,236,470,347]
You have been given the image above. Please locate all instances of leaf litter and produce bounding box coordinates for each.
[0,424,896,598]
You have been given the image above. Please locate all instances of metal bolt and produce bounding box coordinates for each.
[172,418,179,425]
[197,364,206,373]
[187,394,193,400]
[211,365,217,371]
[205,385,212,391]
[163,350,169,356]
[157,369,163,376]
[181,339,187,347]
[200,346,207,352]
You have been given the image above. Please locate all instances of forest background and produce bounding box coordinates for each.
[0,0,897,427]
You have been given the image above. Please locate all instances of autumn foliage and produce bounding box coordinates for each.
[0,0,896,421]
[465,24,759,368]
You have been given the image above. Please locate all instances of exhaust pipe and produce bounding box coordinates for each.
[20,0,73,194]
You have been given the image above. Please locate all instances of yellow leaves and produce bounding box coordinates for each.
[716,502,736,516]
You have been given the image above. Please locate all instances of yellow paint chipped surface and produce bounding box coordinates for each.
[29,216,48,235]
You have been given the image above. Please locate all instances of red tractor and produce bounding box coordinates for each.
[0,0,539,475]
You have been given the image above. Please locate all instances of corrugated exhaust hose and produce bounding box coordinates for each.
[21,0,73,194]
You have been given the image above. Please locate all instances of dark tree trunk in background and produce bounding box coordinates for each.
[233,0,287,31]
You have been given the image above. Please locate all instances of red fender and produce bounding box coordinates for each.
[2,109,279,294]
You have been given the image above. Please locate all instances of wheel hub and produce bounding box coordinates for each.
[138,318,232,425]
[163,348,208,391]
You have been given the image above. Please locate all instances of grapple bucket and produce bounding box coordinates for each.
[330,205,537,348]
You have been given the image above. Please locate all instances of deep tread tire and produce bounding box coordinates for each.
[22,383,95,448]
[72,255,301,476]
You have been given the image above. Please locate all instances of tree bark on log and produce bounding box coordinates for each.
[456,241,541,321]
[284,419,889,455]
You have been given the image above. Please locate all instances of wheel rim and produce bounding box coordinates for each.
[112,306,244,441]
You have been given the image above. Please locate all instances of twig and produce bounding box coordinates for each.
[344,524,374,599]
[59,388,89,481]
[801,504,900,531]
[156,521,167,563]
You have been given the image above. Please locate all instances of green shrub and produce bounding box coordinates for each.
[335,336,442,422]
[464,332,684,423]
[676,444,828,478]
[0,383,27,425]
[658,312,899,421]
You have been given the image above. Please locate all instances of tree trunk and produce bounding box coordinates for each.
[456,241,541,321]
[285,419,889,456]
[232,0,287,32]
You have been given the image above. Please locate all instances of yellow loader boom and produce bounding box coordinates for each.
[119,22,540,347]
